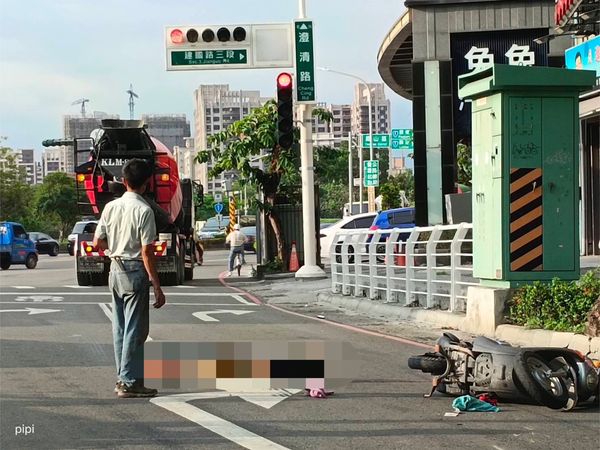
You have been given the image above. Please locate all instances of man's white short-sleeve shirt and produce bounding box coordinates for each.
[94,192,156,260]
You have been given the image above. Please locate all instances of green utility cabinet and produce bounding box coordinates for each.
[458,65,595,287]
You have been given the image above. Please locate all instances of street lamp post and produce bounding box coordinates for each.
[318,67,375,213]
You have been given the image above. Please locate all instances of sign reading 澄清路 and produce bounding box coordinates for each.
[294,20,316,103]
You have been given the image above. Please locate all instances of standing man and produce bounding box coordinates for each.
[225,223,247,277]
[93,158,166,398]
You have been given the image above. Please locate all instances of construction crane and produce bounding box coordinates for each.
[72,98,90,117]
[126,84,138,119]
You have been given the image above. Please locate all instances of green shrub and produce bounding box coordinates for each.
[508,269,600,334]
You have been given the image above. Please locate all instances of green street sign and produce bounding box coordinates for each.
[171,49,248,66]
[363,160,379,187]
[294,20,316,103]
[391,128,413,150]
[362,133,390,149]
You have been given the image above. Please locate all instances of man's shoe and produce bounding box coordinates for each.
[114,381,123,394]
[117,382,157,398]
[225,271,232,277]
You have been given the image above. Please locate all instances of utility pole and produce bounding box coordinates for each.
[295,0,325,279]
[348,132,353,215]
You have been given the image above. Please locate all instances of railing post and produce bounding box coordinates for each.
[385,229,400,303]
[405,228,418,306]
[368,230,381,300]
[450,223,468,312]
[426,226,442,309]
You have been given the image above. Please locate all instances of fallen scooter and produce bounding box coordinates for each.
[408,333,600,410]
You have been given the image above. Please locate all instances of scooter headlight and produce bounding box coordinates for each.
[586,371,598,390]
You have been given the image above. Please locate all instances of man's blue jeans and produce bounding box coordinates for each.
[228,246,245,272]
[109,261,150,387]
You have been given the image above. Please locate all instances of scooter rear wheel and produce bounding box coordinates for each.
[408,353,446,375]
[513,351,569,409]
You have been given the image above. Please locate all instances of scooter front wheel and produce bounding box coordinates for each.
[513,351,569,409]
[408,353,446,375]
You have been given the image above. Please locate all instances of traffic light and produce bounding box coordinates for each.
[167,26,249,46]
[276,72,294,150]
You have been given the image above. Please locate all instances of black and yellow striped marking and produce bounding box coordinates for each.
[510,168,543,272]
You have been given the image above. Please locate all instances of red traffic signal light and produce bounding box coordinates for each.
[277,72,293,89]
[276,73,294,150]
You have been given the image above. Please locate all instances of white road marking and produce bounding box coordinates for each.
[0,301,257,306]
[0,308,61,315]
[193,310,255,322]
[11,286,35,289]
[14,295,63,302]
[98,303,112,321]
[151,391,291,449]
[0,292,255,298]
[232,294,253,305]
[63,285,92,289]
[174,285,195,289]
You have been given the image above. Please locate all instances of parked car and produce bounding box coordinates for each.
[0,221,38,270]
[319,212,377,260]
[29,232,60,256]
[198,217,229,240]
[370,207,416,231]
[67,220,98,256]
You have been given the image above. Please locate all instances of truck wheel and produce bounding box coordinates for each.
[161,273,178,286]
[77,271,92,286]
[1,261,10,270]
[49,244,59,256]
[513,351,569,409]
[25,253,38,269]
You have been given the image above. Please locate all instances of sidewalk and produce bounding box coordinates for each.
[237,268,600,356]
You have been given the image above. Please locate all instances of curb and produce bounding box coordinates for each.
[319,291,600,358]
[317,292,465,330]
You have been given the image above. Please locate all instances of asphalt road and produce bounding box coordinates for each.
[0,250,598,449]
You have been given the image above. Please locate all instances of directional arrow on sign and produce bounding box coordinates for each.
[151,388,300,449]
[0,308,61,315]
[192,310,254,322]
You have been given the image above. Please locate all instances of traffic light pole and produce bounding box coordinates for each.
[295,0,325,279]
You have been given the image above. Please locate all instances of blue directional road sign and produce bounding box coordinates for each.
[214,203,224,214]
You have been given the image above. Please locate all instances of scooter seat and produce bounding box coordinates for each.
[472,336,521,355]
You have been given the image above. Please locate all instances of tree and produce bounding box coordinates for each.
[379,170,415,210]
[456,142,472,191]
[198,100,331,262]
[0,146,34,224]
[34,172,78,240]
[319,182,348,218]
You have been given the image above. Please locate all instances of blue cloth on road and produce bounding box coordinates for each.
[452,395,500,412]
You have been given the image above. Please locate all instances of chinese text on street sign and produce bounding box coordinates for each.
[362,134,390,149]
[294,20,316,103]
[364,160,379,187]
[171,50,247,67]
[391,128,413,150]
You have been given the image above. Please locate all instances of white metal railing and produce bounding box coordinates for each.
[330,223,477,313]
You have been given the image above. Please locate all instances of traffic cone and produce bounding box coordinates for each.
[289,241,300,272]
[395,242,406,266]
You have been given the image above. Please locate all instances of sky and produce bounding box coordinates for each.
[0,0,412,155]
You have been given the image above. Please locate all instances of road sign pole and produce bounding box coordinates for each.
[366,85,376,212]
[295,0,324,279]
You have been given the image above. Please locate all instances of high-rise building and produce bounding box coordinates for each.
[63,111,119,172]
[311,103,352,148]
[42,147,69,177]
[351,83,391,136]
[13,149,39,185]
[141,114,190,151]
[194,85,267,195]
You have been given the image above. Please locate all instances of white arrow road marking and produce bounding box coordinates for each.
[151,390,298,449]
[12,286,35,289]
[0,308,61,315]
[63,285,92,289]
[193,310,254,322]
[14,295,63,302]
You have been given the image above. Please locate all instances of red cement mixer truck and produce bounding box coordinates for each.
[43,119,202,286]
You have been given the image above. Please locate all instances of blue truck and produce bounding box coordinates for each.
[0,222,38,270]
